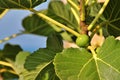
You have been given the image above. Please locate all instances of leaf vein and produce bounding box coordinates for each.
[98,58,120,74]
[78,58,93,79]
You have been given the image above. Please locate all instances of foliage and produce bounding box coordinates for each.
[0,0,120,80]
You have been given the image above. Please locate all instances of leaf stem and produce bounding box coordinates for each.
[87,0,110,30]
[90,25,100,38]
[67,0,80,10]
[71,7,80,24]
[88,46,97,60]
[85,0,89,6]
[0,9,9,19]
[0,61,14,69]
[68,0,80,30]
[99,27,103,36]
[0,68,17,75]
[30,9,80,37]
[80,0,86,21]
[88,46,102,79]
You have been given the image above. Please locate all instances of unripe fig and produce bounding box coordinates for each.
[76,34,89,47]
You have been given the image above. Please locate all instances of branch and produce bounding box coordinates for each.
[30,9,80,37]
[0,33,23,44]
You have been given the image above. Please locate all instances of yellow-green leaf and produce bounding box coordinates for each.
[54,37,120,80]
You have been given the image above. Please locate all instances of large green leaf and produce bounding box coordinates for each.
[22,13,56,36]
[0,43,22,61]
[54,48,92,80]
[24,48,58,80]
[54,37,120,80]
[24,48,56,70]
[103,0,120,37]
[0,0,46,9]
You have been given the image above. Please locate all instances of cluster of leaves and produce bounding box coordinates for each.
[0,0,120,80]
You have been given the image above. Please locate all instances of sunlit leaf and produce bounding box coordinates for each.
[54,48,92,80]
[15,51,30,74]
[103,0,120,37]
[0,0,46,9]
[54,37,120,80]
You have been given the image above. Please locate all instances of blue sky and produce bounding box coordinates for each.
[0,0,50,52]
